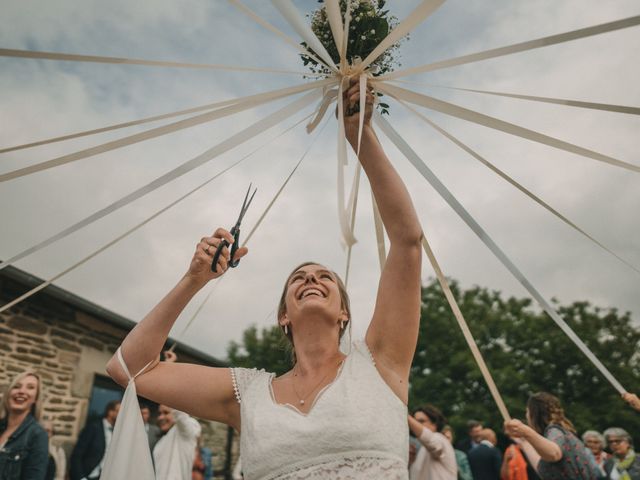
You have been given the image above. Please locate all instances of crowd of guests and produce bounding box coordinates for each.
[408,392,640,480]
[0,355,213,480]
[1,365,638,479]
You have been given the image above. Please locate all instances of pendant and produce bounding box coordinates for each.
[299,400,305,405]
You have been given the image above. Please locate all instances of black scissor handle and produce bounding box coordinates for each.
[211,227,241,272]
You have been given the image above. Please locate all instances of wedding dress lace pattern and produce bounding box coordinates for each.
[231,340,409,480]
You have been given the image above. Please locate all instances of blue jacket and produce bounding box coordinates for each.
[0,414,49,480]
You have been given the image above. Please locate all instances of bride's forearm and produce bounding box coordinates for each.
[106,273,203,384]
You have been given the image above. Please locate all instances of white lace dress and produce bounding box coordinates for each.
[231,341,409,480]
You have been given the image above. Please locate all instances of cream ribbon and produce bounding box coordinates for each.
[271,0,338,72]
[170,117,330,347]
[380,15,640,80]
[1,88,322,154]
[374,111,627,395]
[306,86,338,133]
[418,85,640,116]
[228,0,331,74]
[0,90,321,273]
[376,82,640,173]
[344,164,362,286]
[371,191,387,270]
[0,78,334,183]
[352,0,446,75]
[0,114,314,314]
[395,98,640,275]
[0,47,310,75]
[421,233,511,421]
[325,0,344,61]
[336,78,358,247]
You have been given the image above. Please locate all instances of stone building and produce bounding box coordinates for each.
[0,265,238,479]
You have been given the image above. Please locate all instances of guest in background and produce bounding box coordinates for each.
[468,428,502,480]
[69,399,120,480]
[140,403,161,452]
[408,405,457,480]
[603,428,640,480]
[42,420,66,480]
[152,351,202,480]
[582,430,609,477]
[504,392,599,480]
[0,370,49,480]
[500,438,530,480]
[457,420,484,454]
[442,425,473,480]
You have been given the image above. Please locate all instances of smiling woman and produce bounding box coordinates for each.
[105,78,423,479]
[0,371,49,480]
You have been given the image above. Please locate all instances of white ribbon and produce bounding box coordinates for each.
[423,85,640,116]
[228,0,330,73]
[421,233,511,421]
[380,15,640,80]
[371,191,386,270]
[0,78,334,183]
[344,164,362,286]
[271,0,338,72]
[396,98,640,275]
[0,114,314,313]
[0,90,321,273]
[325,0,344,62]
[307,86,338,133]
[336,78,358,247]
[0,47,310,75]
[172,118,330,345]
[377,82,640,173]
[353,0,446,74]
[375,111,626,395]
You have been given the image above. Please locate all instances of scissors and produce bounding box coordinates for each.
[211,183,257,273]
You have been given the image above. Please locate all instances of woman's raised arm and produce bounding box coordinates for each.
[342,81,422,401]
[106,227,248,429]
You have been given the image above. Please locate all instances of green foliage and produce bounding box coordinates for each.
[227,324,292,376]
[226,279,640,437]
[411,279,640,439]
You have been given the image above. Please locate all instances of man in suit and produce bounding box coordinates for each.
[69,400,120,480]
[456,419,484,454]
[468,428,502,480]
[140,403,161,452]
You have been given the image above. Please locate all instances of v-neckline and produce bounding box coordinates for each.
[268,357,347,417]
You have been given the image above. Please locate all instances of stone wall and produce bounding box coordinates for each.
[0,268,237,478]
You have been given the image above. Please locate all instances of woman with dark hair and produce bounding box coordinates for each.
[408,405,457,480]
[107,79,423,479]
[504,392,599,480]
[0,370,49,480]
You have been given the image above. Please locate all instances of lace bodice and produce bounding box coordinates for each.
[231,341,409,480]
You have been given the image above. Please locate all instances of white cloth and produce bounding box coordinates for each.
[153,410,201,480]
[409,428,457,480]
[101,348,156,480]
[231,340,409,480]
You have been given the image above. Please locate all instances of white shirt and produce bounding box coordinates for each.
[152,410,201,480]
[409,428,457,480]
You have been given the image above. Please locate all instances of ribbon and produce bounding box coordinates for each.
[0,47,310,75]
[228,0,331,73]
[421,233,511,421]
[307,86,338,133]
[380,15,640,80]
[170,117,330,347]
[344,164,362,286]
[424,85,640,116]
[0,90,321,273]
[336,78,358,247]
[272,0,338,72]
[377,82,640,173]
[395,98,640,275]
[352,0,446,74]
[375,111,627,395]
[0,78,334,183]
[0,114,314,314]
[371,191,387,270]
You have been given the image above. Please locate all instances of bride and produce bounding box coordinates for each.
[107,80,423,479]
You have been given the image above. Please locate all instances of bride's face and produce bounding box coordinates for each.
[282,264,346,328]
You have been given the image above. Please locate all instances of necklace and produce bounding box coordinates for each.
[291,358,344,406]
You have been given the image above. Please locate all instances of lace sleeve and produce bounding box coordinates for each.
[230,367,263,404]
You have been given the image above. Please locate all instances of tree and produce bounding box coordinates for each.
[411,279,640,438]
[226,279,640,436]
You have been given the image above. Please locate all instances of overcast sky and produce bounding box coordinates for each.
[1,0,638,361]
